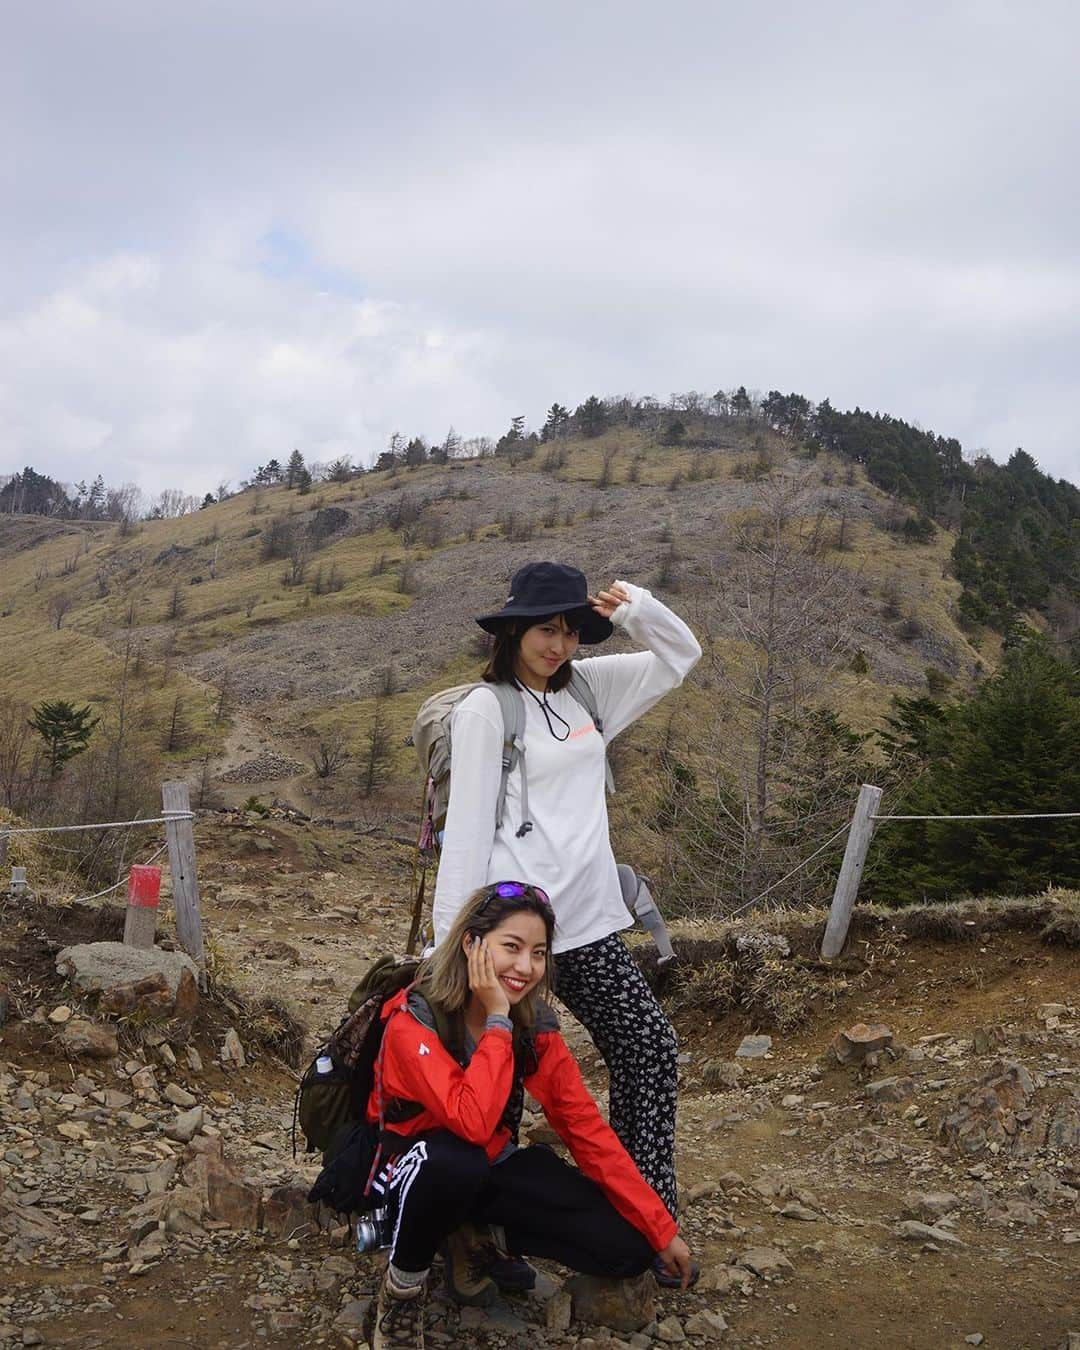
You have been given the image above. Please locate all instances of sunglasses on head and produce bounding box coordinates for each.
[476,880,551,914]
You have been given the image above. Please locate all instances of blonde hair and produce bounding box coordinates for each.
[420,884,556,1036]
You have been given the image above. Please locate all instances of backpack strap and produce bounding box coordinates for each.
[487,673,613,841]
[489,682,531,836]
[567,668,615,795]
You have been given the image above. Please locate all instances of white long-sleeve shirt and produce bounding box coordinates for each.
[432,582,702,954]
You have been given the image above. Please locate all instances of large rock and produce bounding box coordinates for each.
[56,943,199,1020]
[164,1106,204,1143]
[565,1272,656,1332]
[895,1220,964,1245]
[735,1035,772,1059]
[263,1184,317,1239]
[864,1076,916,1104]
[701,1060,743,1090]
[939,1062,1035,1154]
[182,1141,262,1229]
[735,1247,794,1280]
[902,1191,960,1222]
[832,1022,894,1065]
[58,1019,119,1060]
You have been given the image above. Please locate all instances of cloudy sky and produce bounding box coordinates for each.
[3,0,1079,497]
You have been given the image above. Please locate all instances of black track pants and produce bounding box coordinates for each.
[553,932,679,1216]
[376,1132,654,1277]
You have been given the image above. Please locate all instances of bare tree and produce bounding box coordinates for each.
[151,489,200,518]
[660,472,867,912]
[46,592,74,630]
[311,739,349,779]
[0,696,43,813]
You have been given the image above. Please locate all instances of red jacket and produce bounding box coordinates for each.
[368,988,677,1251]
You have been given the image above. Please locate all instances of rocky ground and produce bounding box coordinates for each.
[1,815,1078,1349]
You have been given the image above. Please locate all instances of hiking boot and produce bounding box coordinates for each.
[370,1269,426,1350]
[485,1225,537,1293]
[441,1223,498,1306]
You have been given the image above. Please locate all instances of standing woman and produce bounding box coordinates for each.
[432,561,701,1250]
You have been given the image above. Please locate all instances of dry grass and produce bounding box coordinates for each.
[633,889,1080,1025]
[0,432,1009,819]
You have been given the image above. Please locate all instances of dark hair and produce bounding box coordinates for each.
[481,614,582,691]
[419,886,557,1029]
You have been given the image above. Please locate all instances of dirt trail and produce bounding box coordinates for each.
[210,708,312,815]
[1,821,1077,1349]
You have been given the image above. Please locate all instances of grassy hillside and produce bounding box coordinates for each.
[1,432,990,851]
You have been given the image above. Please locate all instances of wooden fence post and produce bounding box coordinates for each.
[821,783,883,959]
[162,782,205,984]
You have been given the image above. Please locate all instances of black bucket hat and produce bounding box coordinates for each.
[475,562,614,644]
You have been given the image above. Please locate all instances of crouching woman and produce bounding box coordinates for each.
[366,881,693,1349]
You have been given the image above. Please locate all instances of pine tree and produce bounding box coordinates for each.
[87,475,106,518]
[875,637,1080,902]
[404,437,428,467]
[28,700,100,778]
[576,396,607,439]
[541,404,570,442]
[285,449,306,488]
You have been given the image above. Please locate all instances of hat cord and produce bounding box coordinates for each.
[515,680,571,743]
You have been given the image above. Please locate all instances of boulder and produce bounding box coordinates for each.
[685,1310,729,1339]
[972,1025,1006,1055]
[735,1247,794,1280]
[864,1076,916,1104]
[701,1060,743,1090]
[895,1220,964,1245]
[163,1186,206,1237]
[565,1272,656,1333]
[831,1022,894,1065]
[545,1289,572,1335]
[939,1062,1035,1155]
[263,1184,317,1239]
[164,1083,197,1109]
[698,1266,754,1296]
[735,1035,772,1059]
[901,1191,960,1222]
[58,1019,118,1060]
[164,1106,204,1143]
[56,943,199,1020]
[656,1315,687,1343]
[220,1028,246,1069]
[181,1138,261,1228]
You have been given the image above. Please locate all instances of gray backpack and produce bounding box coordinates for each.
[410,671,612,844]
[407,676,674,962]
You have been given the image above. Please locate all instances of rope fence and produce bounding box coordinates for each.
[820,784,1078,959]
[726,822,852,919]
[0,811,195,836]
[872,811,1080,822]
[1,782,205,980]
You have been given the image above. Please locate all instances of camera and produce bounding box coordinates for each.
[355,1205,394,1253]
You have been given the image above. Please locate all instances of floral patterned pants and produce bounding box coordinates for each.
[554,933,679,1217]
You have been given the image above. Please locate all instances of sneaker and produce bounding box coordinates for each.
[651,1253,701,1289]
[441,1223,498,1307]
[370,1270,426,1350]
